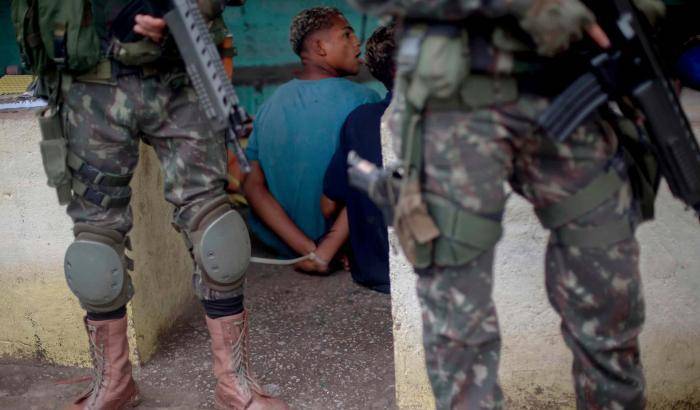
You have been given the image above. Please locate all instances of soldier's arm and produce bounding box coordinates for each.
[347,0,521,19]
[133,0,245,42]
[349,0,610,55]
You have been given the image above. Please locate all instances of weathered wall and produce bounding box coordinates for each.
[0,111,84,365]
[388,92,700,409]
[0,111,196,366]
[127,144,199,363]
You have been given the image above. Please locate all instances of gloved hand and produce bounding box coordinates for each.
[511,0,597,56]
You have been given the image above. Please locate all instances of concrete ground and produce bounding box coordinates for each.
[0,263,396,410]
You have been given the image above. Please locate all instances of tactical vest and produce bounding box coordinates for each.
[12,0,236,79]
[12,0,101,76]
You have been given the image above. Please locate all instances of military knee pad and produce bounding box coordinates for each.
[64,224,133,312]
[187,197,251,292]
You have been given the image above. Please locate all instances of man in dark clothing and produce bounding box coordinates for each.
[323,24,396,293]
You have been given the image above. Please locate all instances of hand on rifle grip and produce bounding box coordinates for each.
[134,14,167,43]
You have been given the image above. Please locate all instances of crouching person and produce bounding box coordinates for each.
[243,7,380,273]
[322,23,397,293]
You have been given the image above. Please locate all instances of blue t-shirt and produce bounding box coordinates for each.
[246,78,380,257]
[323,92,392,293]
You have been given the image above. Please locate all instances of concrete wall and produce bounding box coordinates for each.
[388,92,700,409]
[0,111,196,366]
[0,111,84,364]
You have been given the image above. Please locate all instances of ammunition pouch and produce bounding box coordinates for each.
[391,25,443,268]
[11,0,101,75]
[394,178,440,268]
[425,194,503,267]
[393,23,517,268]
[37,105,72,204]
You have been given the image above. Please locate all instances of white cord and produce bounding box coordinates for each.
[249,254,310,265]
[249,251,328,266]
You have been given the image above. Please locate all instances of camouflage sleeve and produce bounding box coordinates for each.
[346,0,525,20]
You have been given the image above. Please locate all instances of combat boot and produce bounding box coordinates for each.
[67,316,140,410]
[205,311,289,410]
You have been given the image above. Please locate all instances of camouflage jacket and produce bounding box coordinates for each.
[347,0,515,20]
[348,0,677,20]
[349,0,674,73]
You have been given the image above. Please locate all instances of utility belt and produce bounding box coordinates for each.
[391,21,639,269]
[71,38,189,84]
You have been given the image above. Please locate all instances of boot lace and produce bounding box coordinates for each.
[229,311,265,397]
[85,322,106,407]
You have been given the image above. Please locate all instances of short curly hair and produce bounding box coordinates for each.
[365,23,396,89]
[289,7,344,56]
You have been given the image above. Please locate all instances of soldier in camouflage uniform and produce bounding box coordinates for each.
[13,1,288,409]
[348,0,667,408]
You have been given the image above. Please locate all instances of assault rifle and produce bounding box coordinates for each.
[152,0,251,172]
[347,151,402,225]
[537,0,700,216]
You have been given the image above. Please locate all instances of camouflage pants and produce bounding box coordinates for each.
[392,94,645,409]
[61,73,242,306]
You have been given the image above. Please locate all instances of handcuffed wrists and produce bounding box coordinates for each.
[308,251,329,268]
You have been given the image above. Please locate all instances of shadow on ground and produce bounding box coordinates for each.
[0,263,396,410]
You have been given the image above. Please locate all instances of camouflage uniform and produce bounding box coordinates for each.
[349,0,650,408]
[61,0,244,310]
[15,2,290,409]
[62,74,236,303]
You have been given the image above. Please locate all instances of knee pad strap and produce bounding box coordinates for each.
[551,218,635,248]
[536,170,625,230]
